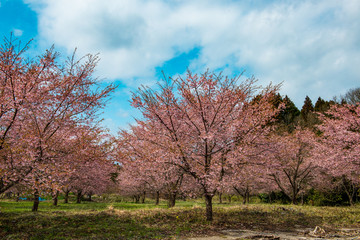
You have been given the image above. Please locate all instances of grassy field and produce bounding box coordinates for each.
[1,197,360,239]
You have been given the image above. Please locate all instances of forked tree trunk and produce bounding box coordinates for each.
[155,191,160,205]
[52,190,59,206]
[32,190,40,212]
[204,194,213,221]
[168,191,176,208]
[242,194,246,204]
[134,195,140,203]
[342,177,355,206]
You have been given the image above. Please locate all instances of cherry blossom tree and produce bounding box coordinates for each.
[266,129,317,204]
[130,71,280,220]
[64,126,116,204]
[0,35,116,199]
[317,103,360,205]
[117,125,185,206]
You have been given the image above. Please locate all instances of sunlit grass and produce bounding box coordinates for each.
[1,198,360,239]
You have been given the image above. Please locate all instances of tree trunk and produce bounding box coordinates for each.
[134,195,140,203]
[155,191,160,205]
[32,190,40,212]
[218,192,223,204]
[16,193,20,202]
[291,184,298,204]
[76,190,82,204]
[204,194,213,221]
[168,191,176,208]
[228,195,232,203]
[268,192,272,204]
[242,194,246,204]
[141,191,146,204]
[349,194,354,206]
[246,191,250,204]
[88,193,92,202]
[52,190,59,206]
[64,190,69,203]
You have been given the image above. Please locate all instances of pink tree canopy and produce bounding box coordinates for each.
[317,104,360,204]
[0,36,115,194]
[130,71,281,220]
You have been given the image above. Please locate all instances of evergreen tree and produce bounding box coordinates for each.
[271,95,300,133]
[314,97,331,112]
[301,96,314,119]
[300,96,317,128]
[283,95,301,123]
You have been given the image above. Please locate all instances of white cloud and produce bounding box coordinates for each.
[26,0,360,107]
[13,29,23,37]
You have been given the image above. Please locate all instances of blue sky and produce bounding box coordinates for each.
[1,0,360,133]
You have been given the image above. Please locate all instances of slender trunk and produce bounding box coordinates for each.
[228,195,232,203]
[242,194,246,204]
[32,190,40,212]
[76,190,82,204]
[134,195,140,203]
[268,192,272,204]
[141,191,146,204]
[64,190,69,203]
[246,191,250,204]
[301,193,304,205]
[291,185,298,204]
[349,194,354,206]
[155,191,160,205]
[219,192,223,204]
[88,194,92,202]
[168,191,176,208]
[16,193,20,202]
[204,194,213,221]
[52,190,59,206]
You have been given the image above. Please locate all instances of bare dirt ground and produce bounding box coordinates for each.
[187,228,360,240]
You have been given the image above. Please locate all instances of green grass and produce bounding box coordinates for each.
[1,199,360,239]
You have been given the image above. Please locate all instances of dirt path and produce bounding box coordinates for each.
[187,228,360,240]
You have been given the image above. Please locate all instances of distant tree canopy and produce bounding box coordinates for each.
[336,87,360,105]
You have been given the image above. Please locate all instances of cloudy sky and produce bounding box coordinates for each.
[1,0,359,133]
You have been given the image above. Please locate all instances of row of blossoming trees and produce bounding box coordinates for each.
[0,37,117,210]
[1,36,359,221]
[116,71,360,221]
